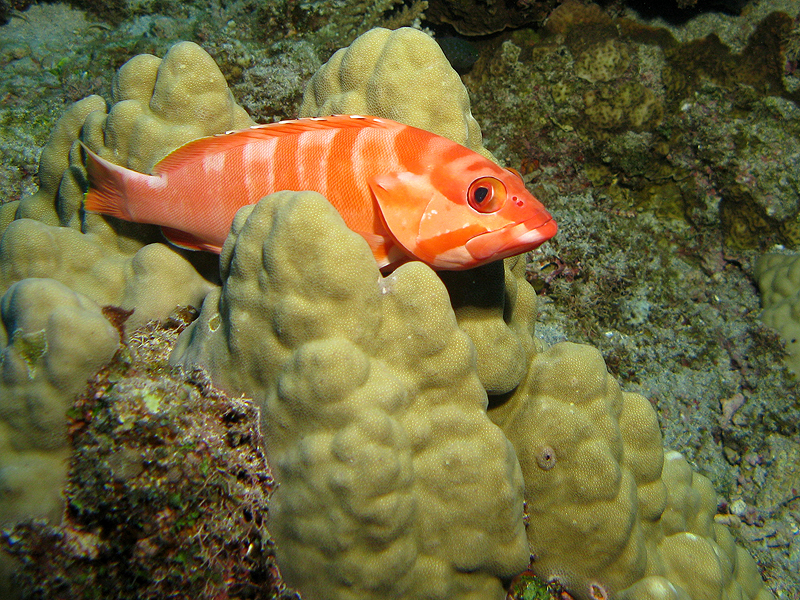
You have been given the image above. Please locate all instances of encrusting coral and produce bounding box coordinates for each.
[0,25,776,600]
[755,252,800,373]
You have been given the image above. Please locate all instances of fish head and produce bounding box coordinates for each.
[369,159,557,270]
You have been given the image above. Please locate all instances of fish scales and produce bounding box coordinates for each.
[246,125,402,237]
[242,136,278,202]
[82,115,557,269]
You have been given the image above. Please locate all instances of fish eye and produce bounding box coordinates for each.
[467,176,506,213]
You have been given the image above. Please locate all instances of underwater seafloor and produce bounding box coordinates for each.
[0,0,799,598]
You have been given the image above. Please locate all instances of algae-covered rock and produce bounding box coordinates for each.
[463,4,797,248]
[755,252,800,372]
[671,92,800,247]
[425,0,555,36]
[2,333,286,599]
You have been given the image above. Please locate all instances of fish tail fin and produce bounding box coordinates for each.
[81,143,139,220]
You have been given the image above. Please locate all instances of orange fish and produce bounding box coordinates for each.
[83,115,556,270]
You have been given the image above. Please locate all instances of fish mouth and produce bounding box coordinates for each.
[464,217,558,262]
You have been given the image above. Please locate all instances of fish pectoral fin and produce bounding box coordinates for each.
[368,173,427,254]
[161,226,222,254]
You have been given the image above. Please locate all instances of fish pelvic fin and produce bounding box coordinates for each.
[82,143,142,220]
[161,226,223,254]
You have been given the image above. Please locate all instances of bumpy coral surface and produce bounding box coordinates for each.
[170,185,774,600]
[300,27,494,161]
[173,28,773,600]
[755,252,800,372]
[172,191,531,600]
[0,39,239,565]
[491,343,774,600]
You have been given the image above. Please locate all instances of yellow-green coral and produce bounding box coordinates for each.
[439,259,538,394]
[0,41,245,541]
[300,27,494,160]
[490,342,772,600]
[171,187,773,600]
[172,28,772,600]
[173,191,531,600]
[574,38,631,83]
[755,252,800,372]
[0,278,118,588]
[85,41,253,172]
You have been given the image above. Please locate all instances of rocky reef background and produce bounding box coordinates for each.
[0,0,799,598]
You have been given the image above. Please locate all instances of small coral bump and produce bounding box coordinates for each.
[589,582,609,600]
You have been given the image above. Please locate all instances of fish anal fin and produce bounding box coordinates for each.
[354,229,404,269]
[161,226,222,254]
[378,245,411,273]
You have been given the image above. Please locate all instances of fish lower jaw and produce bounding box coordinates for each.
[464,218,558,264]
[423,246,475,270]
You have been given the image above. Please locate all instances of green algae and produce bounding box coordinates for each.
[8,328,47,378]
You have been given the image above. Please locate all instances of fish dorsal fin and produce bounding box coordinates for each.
[152,115,402,175]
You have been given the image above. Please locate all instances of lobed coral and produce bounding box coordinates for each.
[0,40,241,577]
[0,25,778,600]
[173,28,775,600]
[172,191,531,600]
[169,183,774,600]
[755,252,800,373]
[300,27,494,161]
[492,342,774,600]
